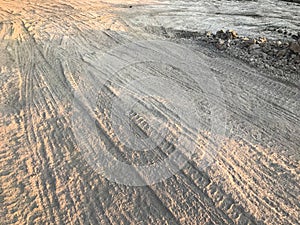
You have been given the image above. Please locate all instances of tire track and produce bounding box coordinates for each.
[77,53,263,224]
[1,1,299,225]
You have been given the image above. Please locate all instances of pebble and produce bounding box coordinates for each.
[228,30,238,39]
[249,44,260,51]
[277,49,288,58]
[216,30,227,39]
[261,53,268,60]
[276,41,282,47]
[257,37,267,44]
[289,42,300,53]
[206,31,212,37]
[243,39,256,47]
[218,39,225,45]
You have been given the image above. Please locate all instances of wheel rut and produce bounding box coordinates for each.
[1,1,299,225]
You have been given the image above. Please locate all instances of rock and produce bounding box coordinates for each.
[257,37,267,44]
[206,31,212,37]
[294,55,300,63]
[226,30,238,39]
[243,39,256,47]
[277,49,288,58]
[215,29,238,40]
[283,42,290,48]
[261,52,268,60]
[218,39,225,45]
[276,41,282,47]
[278,29,283,33]
[249,44,260,51]
[216,39,226,50]
[289,42,300,54]
[216,30,227,40]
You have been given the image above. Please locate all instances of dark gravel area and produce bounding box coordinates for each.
[164,28,300,88]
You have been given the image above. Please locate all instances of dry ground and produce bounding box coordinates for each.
[0,1,299,224]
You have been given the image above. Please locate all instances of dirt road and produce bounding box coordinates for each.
[0,1,299,224]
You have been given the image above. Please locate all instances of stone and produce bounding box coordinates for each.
[257,37,267,44]
[226,30,238,39]
[261,52,268,60]
[216,39,226,50]
[276,41,282,47]
[289,42,300,54]
[216,30,227,39]
[206,31,212,37]
[218,39,225,45]
[249,44,260,51]
[294,55,300,63]
[277,49,288,58]
[243,39,256,47]
[261,45,271,53]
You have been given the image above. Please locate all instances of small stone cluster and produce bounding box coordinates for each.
[168,28,299,84]
[206,29,300,59]
[201,29,300,83]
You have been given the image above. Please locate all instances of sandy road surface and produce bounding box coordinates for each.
[0,1,299,224]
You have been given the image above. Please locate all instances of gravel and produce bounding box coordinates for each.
[165,28,300,87]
